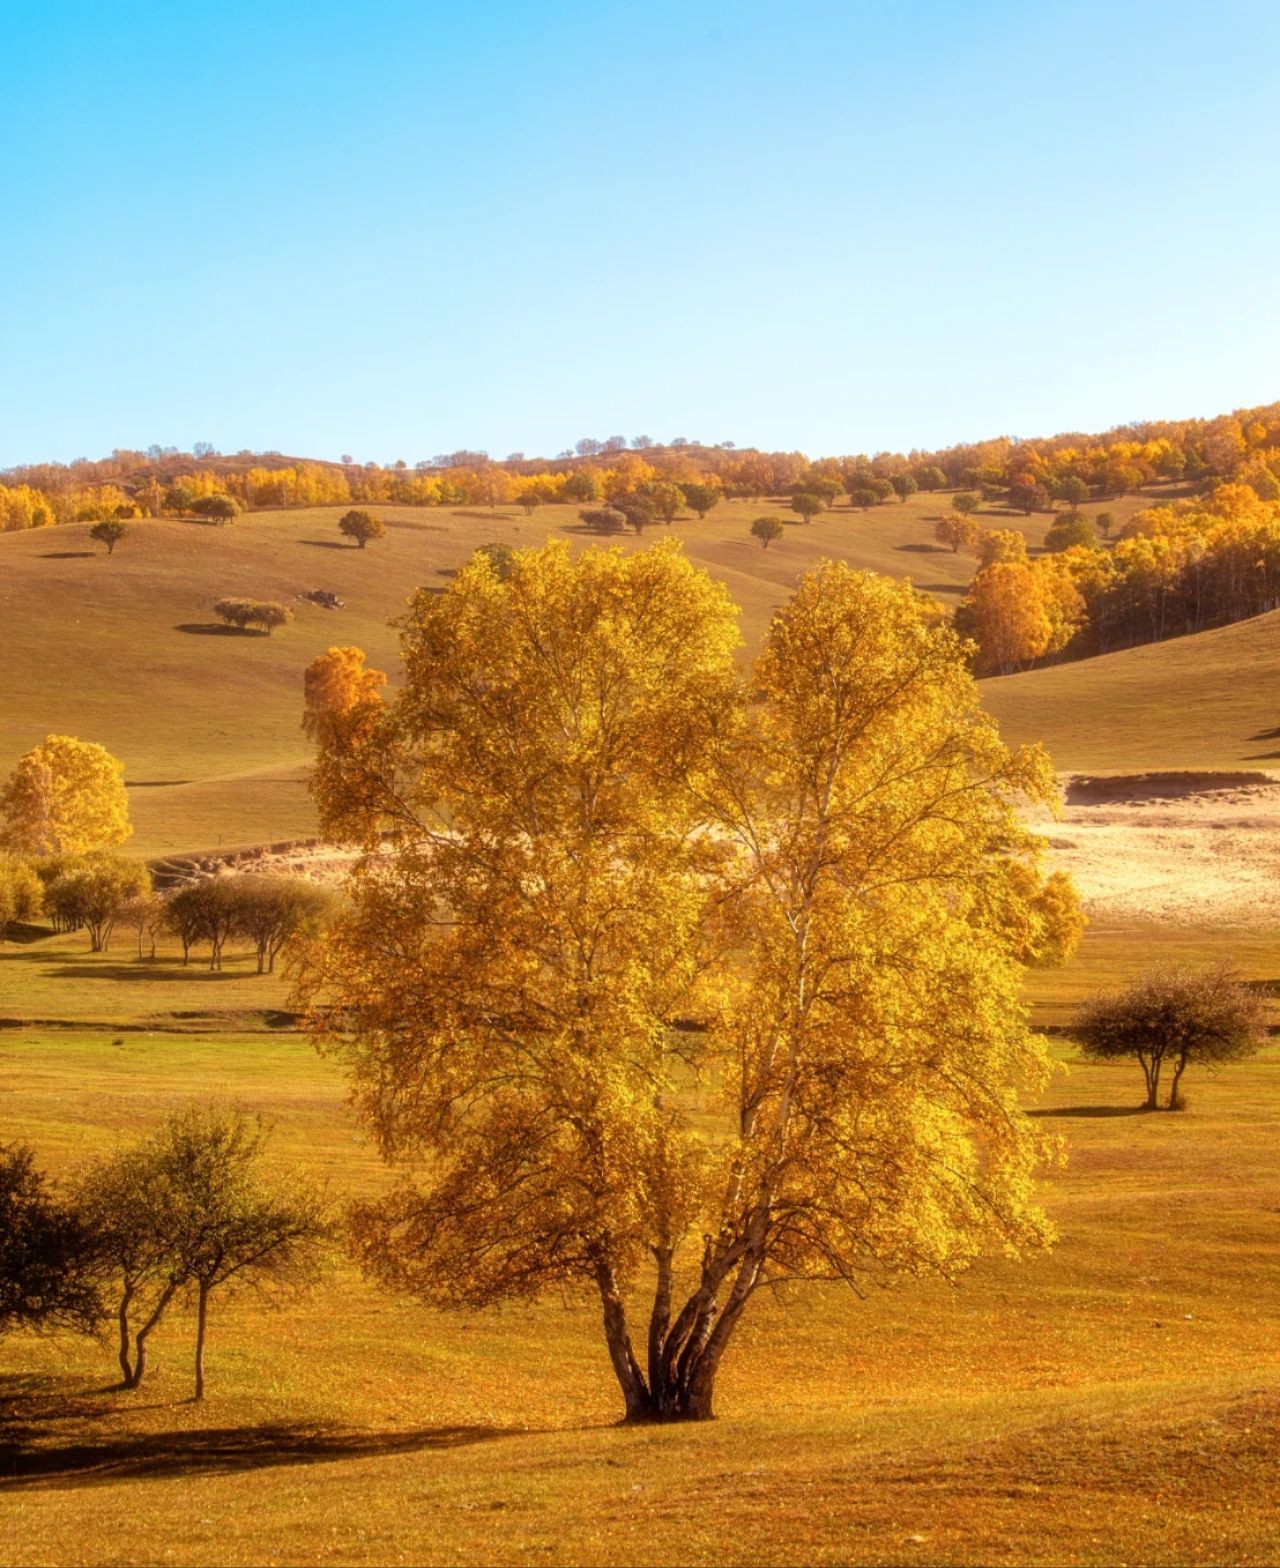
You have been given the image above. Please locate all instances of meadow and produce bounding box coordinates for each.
[0,487,1171,857]
[2,923,1279,1565]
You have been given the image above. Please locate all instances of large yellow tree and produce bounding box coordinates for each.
[0,735,132,855]
[298,543,1074,1421]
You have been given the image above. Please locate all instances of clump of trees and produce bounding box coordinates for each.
[0,736,132,856]
[213,598,294,635]
[0,856,43,942]
[164,874,335,970]
[297,540,1080,1422]
[1075,967,1265,1110]
[0,1145,100,1341]
[43,856,151,951]
[192,494,242,524]
[338,509,385,548]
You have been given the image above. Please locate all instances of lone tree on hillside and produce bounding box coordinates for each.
[90,519,130,554]
[649,482,685,523]
[790,491,824,524]
[1,1144,101,1341]
[750,515,785,549]
[516,489,544,517]
[296,540,1074,1423]
[680,483,720,519]
[934,512,982,554]
[1075,967,1265,1110]
[0,736,132,856]
[848,486,881,510]
[338,509,386,549]
[890,474,918,502]
[192,494,242,525]
[1043,513,1097,553]
[952,490,981,515]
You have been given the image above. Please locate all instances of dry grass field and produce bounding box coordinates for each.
[0,487,1168,856]
[2,923,1279,1566]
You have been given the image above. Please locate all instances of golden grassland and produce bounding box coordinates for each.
[2,923,1279,1566]
[0,488,1168,857]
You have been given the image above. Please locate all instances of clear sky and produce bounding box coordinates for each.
[4,0,1279,467]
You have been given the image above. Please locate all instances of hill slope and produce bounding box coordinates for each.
[0,488,1179,852]
[982,609,1280,773]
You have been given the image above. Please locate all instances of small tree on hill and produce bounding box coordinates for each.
[516,489,544,518]
[790,492,824,524]
[1056,475,1090,507]
[1,1145,100,1340]
[914,466,947,492]
[612,494,657,535]
[952,491,980,515]
[849,487,881,511]
[750,516,785,549]
[90,519,130,555]
[192,495,242,525]
[213,597,258,631]
[649,482,685,523]
[1044,513,1097,553]
[934,513,982,553]
[0,736,132,856]
[1096,511,1116,539]
[680,484,720,519]
[162,486,197,514]
[890,474,918,502]
[977,529,1029,569]
[338,509,386,549]
[1009,481,1053,515]
[249,602,293,637]
[1076,967,1265,1110]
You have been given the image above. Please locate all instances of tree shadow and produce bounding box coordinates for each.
[895,543,947,554]
[39,551,95,559]
[1246,727,1280,741]
[0,1421,511,1488]
[916,583,964,596]
[298,539,351,549]
[47,962,251,983]
[0,922,57,946]
[1027,1105,1152,1118]
[174,624,263,636]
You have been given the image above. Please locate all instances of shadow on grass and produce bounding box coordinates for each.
[1028,1105,1152,1119]
[46,962,251,984]
[39,551,95,559]
[0,1421,510,1487]
[895,543,947,554]
[174,623,265,636]
[298,539,351,549]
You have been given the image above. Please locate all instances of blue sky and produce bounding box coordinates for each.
[3,0,1279,466]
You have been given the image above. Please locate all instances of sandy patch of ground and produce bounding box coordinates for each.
[1033,773,1280,927]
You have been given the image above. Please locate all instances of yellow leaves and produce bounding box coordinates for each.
[0,734,132,856]
[0,483,54,530]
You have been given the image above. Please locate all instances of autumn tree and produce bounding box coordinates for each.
[934,512,981,553]
[192,494,242,524]
[562,472,602,503]
[750,515,785,549]
[1096,511,1116,539]
[0,856,42,942]
[44,856,151,952]
[613,494,656,534]
[849,487,881,511]
[1009,481,1053,515]
[1076,967,1265,1110]
[964,562,1053,674]
[0,736,132,856]
[90,519,129,554]
[890,474,918,502]
[952,491,980,515]
[0,1145,100,1340]
[680,483,721,519]
[579,507,627,534]
[297,542,1068,1421]
[977,528,1029,569]
[790,492,824,524]
[649,482,685,523]
[338,509,386,548]
[516,488,544,517]
[165,879,242,970]
[1044,513,1097,553]
[213,597,257,631]
[234,876,335,973]
[248,602,293,636]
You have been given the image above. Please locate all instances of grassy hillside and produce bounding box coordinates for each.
[983,608,1280,773]
[2,919,1279,1565]
[0,486,1169,854]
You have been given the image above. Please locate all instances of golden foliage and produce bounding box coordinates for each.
[297,544,1069,1421]
[0,735,132,856]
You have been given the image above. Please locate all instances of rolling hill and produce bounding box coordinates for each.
[0,486,1199,853]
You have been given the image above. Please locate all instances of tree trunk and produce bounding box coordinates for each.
[127,1281,178,1389]
[1167,1055,1188,1111]
[1140,1052,1162,1110]
[594,1262,650,1421]
[117,1283,135,1386]
[194,1282,210,1401]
